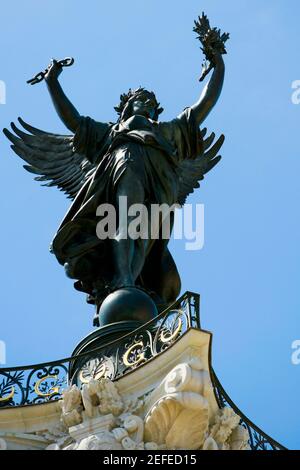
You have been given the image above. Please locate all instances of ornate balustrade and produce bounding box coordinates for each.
[0,291,287,450]
[0,292,199,408]
[211,371,287,450]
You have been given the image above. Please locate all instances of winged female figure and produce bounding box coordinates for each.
[4,14,228,323]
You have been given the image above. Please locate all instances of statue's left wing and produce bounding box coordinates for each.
[3,118,95,199]
[177,129,224,206]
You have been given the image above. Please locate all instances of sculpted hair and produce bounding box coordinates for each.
[114,87,164,122]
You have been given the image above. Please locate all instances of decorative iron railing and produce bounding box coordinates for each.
[211,371,287,451]
[0,292,200,408]
[0,291,287,450]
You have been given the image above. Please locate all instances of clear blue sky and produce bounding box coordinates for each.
[0,0,299,449]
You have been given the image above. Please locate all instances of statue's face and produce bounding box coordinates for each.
[131,93,157,119]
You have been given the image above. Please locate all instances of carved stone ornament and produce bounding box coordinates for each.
[46,361,250,451]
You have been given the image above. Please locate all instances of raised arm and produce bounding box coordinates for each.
[191,52,225,126]
[44,60,81,133]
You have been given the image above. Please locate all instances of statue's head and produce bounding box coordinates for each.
[114,87,164,122]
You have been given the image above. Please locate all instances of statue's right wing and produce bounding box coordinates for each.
[3,117,95,199]
[177,128,224,206]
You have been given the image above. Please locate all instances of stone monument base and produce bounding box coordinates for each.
[0,329,250,450]
[0,292,286,451]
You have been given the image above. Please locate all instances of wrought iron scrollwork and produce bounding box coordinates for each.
[0,364,68,408]
[0,290,287,451]
[0,292,199,407]
[211,370,287,451]
[78,356,115,384]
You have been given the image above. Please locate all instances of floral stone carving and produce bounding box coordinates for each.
[46,359,250,451]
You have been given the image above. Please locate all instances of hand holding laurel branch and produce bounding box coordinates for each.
[194,13,230,82]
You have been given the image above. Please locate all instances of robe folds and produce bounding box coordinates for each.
[51,108,203,305]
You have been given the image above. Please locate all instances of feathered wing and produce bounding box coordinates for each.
[177,128,224,206]
[3,118,95,199]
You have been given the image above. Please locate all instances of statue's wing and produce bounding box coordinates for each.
[177,129,224,206]
[3,118,95,199]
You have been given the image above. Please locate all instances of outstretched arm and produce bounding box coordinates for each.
[191,52,225,126]
[45,60,81,133]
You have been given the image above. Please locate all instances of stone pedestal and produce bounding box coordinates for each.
[0,292,286,451]
[0,329,250,451]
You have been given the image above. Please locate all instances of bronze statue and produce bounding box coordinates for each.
[3,14,228,326]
